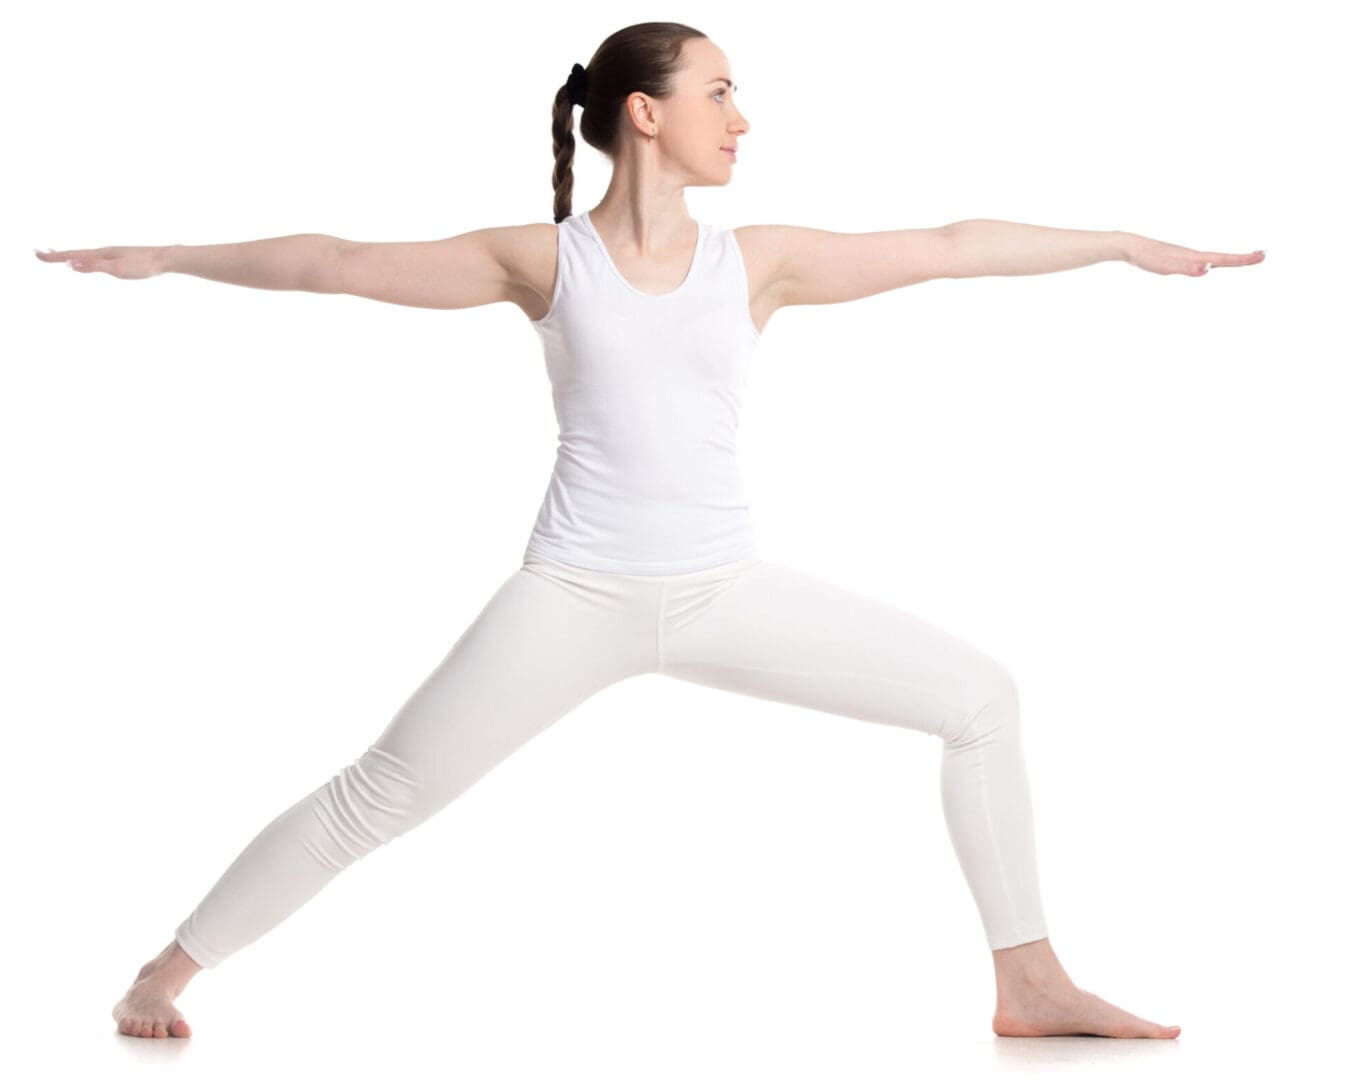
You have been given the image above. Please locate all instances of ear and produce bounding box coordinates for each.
[626,91,658,132]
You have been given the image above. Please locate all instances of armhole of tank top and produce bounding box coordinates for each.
[725,228,761,344]
[529,220,566,328]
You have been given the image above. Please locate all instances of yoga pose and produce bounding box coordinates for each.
[40,21,1262,1042]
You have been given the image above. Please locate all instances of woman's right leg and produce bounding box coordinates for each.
[115,558,656,1036]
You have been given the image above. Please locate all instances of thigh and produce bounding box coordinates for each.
[368,562,652,804]
[659,560,1014,740]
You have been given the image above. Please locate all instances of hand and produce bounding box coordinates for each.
[34,245,169,280]
[1124,235,1265,277]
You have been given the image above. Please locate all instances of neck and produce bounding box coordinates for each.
[588,174,693,255]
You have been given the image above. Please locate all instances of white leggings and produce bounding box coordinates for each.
[174,552,1049,967]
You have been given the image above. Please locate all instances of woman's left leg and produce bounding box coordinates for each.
[654,557,1048,952]
[655,557,1183,1038]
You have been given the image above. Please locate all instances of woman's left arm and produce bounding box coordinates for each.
[945,219,1265,278]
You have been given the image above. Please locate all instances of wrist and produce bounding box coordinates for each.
[157,244,181,275]
[1114,231,1138,265]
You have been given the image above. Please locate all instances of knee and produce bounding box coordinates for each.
[943,663,1020,747]
[311,747,432,863]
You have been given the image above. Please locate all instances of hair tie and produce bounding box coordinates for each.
[566,63,588,109]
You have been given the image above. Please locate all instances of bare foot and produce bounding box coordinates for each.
[112,980,193,1038]
[112,941,199,1038]
[993,982,1180,1038]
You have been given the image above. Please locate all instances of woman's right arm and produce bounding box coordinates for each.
[35,226,541,313]
[36,234,341,290]
[167,234,342,291]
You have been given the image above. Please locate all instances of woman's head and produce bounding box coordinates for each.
[549,23,749,223]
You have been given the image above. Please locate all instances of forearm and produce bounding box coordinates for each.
[160,233,343,292]
[944,219,1134,278]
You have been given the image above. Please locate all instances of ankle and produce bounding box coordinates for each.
[992,937,1073,994]
[139,940,202,990]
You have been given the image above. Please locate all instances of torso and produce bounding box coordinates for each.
[510,217,784,337]
[520,211,763,574]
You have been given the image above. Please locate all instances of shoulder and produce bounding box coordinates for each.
[732,223,823,264]
[483,222,561,315]
[489,222,558,278]
[730,224,801,305]
[731,224,808,276]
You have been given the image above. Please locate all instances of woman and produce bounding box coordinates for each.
[42,21,1261,1041]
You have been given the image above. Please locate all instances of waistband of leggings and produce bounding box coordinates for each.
[522,551,764,584]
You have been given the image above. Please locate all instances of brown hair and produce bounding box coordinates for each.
[549,22,708,224]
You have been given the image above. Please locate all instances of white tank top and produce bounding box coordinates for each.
[524,210,761,574]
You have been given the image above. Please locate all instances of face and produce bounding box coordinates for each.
[629,37,750,185]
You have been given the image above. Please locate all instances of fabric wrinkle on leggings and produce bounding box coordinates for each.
[173,551,1049,969]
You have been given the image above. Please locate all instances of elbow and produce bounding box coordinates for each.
[937,221,981,280]
[312,236,351,295]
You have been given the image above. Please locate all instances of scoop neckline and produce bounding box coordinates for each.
[580,210,704,299]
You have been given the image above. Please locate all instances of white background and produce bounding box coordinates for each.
[6,0,1342,1076]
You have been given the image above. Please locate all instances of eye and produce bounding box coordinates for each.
[714,89,726,102]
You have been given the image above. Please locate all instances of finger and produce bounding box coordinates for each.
[1209,250,1266,267]
[35,248,93,266]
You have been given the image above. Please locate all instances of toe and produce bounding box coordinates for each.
[154,1021,168,1037]
[170,1017,193,1037]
